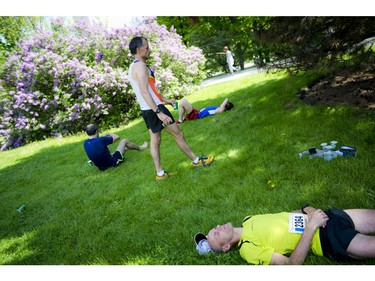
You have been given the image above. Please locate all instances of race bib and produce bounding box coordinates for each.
[289,213,308,234]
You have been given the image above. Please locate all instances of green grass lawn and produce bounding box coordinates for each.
[1,71,375,266]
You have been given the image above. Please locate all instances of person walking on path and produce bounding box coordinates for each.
[217,46,237,74]
[127,36,214,181]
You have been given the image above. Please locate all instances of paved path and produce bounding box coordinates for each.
[200,62,261,87]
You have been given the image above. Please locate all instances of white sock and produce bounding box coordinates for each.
[157,170,165,176]
[178,119,183,123]
[192,157,199,164]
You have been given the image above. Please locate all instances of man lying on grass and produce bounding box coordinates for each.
[84,123,148,171]
[195,206,375,265]
[176,98,234,125]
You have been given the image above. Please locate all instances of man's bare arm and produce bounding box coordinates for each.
[213,98,229,114]
[270,208,329,265]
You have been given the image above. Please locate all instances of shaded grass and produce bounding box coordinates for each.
[0,71,375,266]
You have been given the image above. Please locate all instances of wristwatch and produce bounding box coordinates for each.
[301,205,309,214]
[154,108,161,114]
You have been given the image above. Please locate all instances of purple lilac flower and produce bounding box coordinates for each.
[95,51,104,63]
[0,16,205,150]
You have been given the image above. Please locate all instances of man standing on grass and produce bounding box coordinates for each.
[195,206,375,265]
[127,36,214,181]
[84,123,148,171]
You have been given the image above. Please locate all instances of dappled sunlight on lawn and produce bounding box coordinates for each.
[0,231,37,264]
[89,255,154,265]
[0,136,84,171]
[227,149,240,159]
[252,166,266,175]
[1,66,375,266]
[257,96,269,104]
[0,118,145,172]
[115,118,144,132]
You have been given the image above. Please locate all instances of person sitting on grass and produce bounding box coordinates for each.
[194,206,375,265]
[84,123,148,171]
[176,98,234,125]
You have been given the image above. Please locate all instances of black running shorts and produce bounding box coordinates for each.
[320,207,359,261]
[141,104,175,133]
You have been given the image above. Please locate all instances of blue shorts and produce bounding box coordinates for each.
[97,151,124,171]
[112,151,124,167]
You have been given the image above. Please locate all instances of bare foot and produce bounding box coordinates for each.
[139,141,148,150]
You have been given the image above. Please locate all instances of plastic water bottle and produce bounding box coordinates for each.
[308,148,324,159]
[320,140,339,161]
[321,141,337,151]
[323,150,335,161]
[330,141,338,149]
[300,141,354,161]
[324,150,344,161]
[173,101,178,110]
[17,205,26,214]
[299,147,317,158]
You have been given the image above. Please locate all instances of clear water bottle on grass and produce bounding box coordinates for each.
[299,147,318,158]
[17,205,26,214]
[308,148,324,159]
[300,141,356,161]
[321,140,342,161]
[323,150,341,161]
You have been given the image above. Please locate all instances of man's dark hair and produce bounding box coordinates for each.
[129,36,147,55]
[225,102,234,111]
[86,124,98,136]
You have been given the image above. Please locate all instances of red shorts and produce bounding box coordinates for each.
[186,108,199,120]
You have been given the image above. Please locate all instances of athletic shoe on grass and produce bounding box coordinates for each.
[193,155,214,168]
[156,171,177,181]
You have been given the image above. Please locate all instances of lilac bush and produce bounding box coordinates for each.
[0,17,206,150]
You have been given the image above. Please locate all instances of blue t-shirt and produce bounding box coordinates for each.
[84,136,114,170]
[198,106,218,119]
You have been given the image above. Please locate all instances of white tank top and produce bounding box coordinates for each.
[128,60,163,110]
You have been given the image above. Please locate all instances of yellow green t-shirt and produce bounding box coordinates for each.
[239,212,323,265]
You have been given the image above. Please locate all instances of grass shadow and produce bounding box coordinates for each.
[1,72,375,265]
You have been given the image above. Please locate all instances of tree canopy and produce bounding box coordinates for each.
[258,17,375,74]
[158,16,271,74]
[157,16,375,74]
[0,16,43,64]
